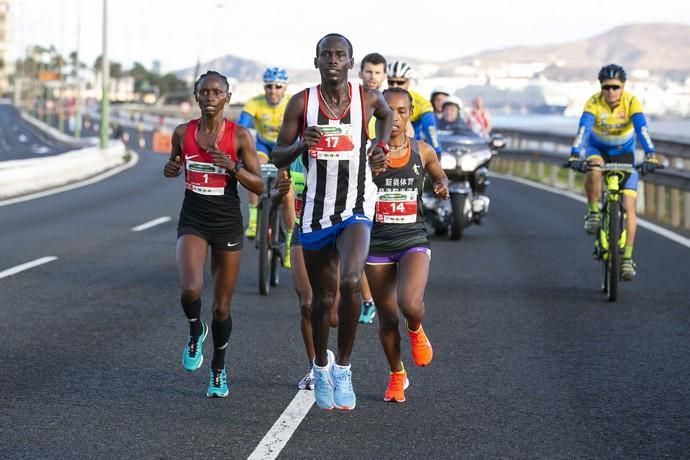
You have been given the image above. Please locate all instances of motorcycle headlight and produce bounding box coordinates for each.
[459,150,491,171]
[440,153,457,170]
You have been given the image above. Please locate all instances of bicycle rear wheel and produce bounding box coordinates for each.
[607,202,621,302]
[258,199,271,296]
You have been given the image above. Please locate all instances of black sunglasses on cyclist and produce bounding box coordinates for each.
[264,84,285,90]
[601,85,621,91]
[387,80,407,87]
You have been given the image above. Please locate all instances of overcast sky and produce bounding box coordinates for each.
[8,0,690,73]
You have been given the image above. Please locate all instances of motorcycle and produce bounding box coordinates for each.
[422,124,505,240]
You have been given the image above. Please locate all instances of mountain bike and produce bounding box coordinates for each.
[565,160,661,301]
[256,163,286,295]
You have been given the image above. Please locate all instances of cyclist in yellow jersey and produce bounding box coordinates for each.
[386,60,442,155]
[568,64,659,280]
[238,67,296,267]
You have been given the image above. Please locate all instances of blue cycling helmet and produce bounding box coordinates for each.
[598,64,626,83]
[263,67,288,83]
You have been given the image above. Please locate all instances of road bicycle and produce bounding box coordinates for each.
[565,160,661,301]
[256,163,286,295]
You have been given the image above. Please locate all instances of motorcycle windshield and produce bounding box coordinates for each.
[440,139,488,154]
[437,123,479,139]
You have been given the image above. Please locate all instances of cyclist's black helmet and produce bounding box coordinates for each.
[598,64,627,83]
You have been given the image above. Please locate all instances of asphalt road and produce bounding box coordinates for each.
[1,142,689,459]
[0,105,83,160]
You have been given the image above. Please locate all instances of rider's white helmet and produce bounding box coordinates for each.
[387,60,413,79]
[442,96,464,109]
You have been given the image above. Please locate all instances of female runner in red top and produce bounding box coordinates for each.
[163,71,263,397]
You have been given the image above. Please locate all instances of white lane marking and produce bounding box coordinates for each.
[494,173,690,249]
[0,256,58,280]
[247,390,315,460]
[131,216,171,232]
[0,151,139,207]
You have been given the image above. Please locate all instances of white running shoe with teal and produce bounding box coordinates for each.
[332,363,356,410]
[182,321,208,372]
[312,350,335,410]
[358,301,376,324]
[207,368,229,398]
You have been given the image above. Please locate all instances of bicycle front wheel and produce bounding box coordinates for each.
[258,199,272,296]
[270,206,282,287]
[607,201,621,302]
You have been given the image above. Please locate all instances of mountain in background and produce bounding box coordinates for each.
[447,23,690,81]
[175,23,690,82]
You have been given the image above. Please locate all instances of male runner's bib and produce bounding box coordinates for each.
[300,82,376,232]
[308,125,355,160]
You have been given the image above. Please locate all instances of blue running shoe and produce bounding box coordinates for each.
[358,301,376,324]
[206,368,229,398]
[312,350,335,410]
[182,321,208,372]
[332,363,356,410]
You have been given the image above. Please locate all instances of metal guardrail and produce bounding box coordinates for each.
[493,128,690,231]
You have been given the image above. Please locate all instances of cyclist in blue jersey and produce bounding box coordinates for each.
[568,64,660,280]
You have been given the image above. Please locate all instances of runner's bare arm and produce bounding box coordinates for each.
[233,126,264,195]
[365,88,392,174]
[163,124,187,177]
[366,88,392,146]
[271,93,321,168]
[419,140,449,199]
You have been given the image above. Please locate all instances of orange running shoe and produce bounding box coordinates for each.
[383,369,410,403]
[408,323,433,366]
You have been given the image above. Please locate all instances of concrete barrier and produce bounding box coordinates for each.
[20,110,100,147]
[0,141,128,200]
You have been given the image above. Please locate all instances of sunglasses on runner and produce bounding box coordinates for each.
[601,85,622,91]
[264,84,285,90]
[387,80,407,87]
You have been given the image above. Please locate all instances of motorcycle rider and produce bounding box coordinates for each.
[437,96,492,219]
[386,60,442,155]
[568,63,659,281]
[469,96,492,138]
[430,88,450,120]
[437,96,468,131]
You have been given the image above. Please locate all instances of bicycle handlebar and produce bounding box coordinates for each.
[562,159,665,175]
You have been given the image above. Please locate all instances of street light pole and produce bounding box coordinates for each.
[74,0,82,138]
[100,0,109,149]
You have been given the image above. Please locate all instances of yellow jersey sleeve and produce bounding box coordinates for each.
[368,117,376,140]
[583,95,600,116]
[409,90,433,123]
[242,97,259,118]
[629,95,644,115]
[241,94,290,144]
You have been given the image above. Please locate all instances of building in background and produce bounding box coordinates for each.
[0,0,9,96]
